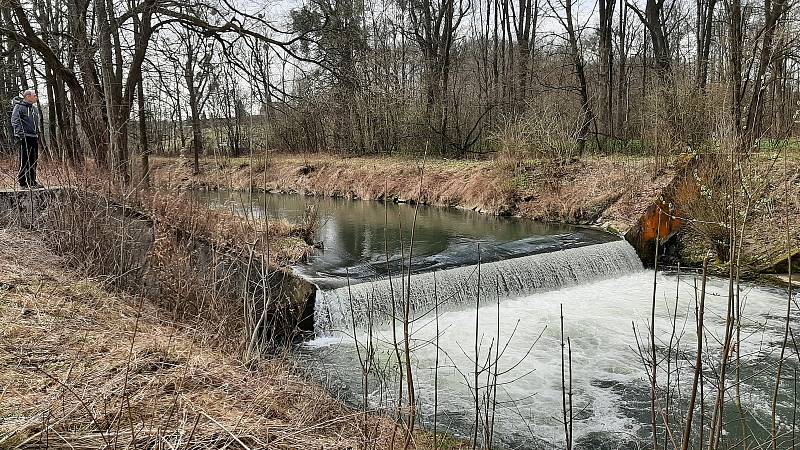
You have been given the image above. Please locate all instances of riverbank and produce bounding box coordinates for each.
[150,153,675,235]
[0,227,454,449]
[2,151,795,273]
[0,161,314,266]
[149,152,798,274]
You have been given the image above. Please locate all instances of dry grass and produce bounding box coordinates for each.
[510,156,676,231]
[0,152,667,235]
[10,184,317,355]
[0,228,429,449]
[742,150,800,270]
[148,151,797,271]
[151,154,510,211]
[149,152,668,234]
[675,149,800,271]
[132,190,312,265]
[0,159,313,265]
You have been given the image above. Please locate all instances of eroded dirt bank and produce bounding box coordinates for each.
[151,153,676,235]
[150,152,798,274]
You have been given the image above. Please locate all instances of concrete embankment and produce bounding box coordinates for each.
[622,154,799,274]
[0,186,317,346]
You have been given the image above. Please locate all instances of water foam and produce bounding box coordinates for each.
[306,271,791,448]
[315,240,644,333]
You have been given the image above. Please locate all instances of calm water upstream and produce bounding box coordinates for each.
[193,190,617,289]
[196,190,797,449]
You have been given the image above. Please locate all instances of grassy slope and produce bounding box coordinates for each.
[676,149,800,272]
[0,228,445,449]
[743,150,800,270]
[151,153,675,234]
[0,160,312,265]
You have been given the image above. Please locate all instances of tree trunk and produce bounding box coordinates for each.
[185,47,203,175]
[616,0,629,136]
[563,0,595,157]
[598,0,615,138]
[137,74,150,187]
[744,0,788,144]
[645,0,671,80]
[695,0,717,88]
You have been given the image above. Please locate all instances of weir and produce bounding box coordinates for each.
[314,240,644,333]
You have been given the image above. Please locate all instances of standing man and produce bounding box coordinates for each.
[11,89,41,188]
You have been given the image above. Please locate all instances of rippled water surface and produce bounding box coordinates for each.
[306,272,794,449]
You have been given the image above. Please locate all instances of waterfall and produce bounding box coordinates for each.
[314,240,644,333]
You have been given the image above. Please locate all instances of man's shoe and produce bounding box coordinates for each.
[29,183,43,189]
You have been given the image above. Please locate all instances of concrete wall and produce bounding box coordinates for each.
[0,187,316,347]
[624,157,696,265]
[0,187,70,228]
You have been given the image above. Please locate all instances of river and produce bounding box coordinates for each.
[196,189,797,449]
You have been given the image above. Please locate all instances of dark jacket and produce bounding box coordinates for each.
[10,96,38,139]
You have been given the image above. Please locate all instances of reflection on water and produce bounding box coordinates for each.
[193,190,618,288]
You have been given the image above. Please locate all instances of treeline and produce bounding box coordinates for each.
[0,0,314,181]
[0,0,798,182]
[288,0,800,159]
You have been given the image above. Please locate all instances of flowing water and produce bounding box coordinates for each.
[197,190,798,449]
[308,271,796,449]
[315,240,644,331]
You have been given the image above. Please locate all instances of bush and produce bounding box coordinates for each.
[490,100,583,162]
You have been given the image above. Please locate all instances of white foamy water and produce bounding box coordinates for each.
[306,269,794,448]
[315,240,644,332]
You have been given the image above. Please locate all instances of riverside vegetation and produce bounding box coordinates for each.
[0,165,468,449]
[0,228,403,449]
[1,0,799,443]
[0,142,795,448]
[146,150,799,277]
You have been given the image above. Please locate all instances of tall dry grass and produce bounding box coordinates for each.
[0,160,318,355]
[0,228,418,449]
